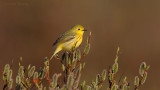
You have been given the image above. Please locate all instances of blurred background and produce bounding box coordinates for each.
[0,0,160,89]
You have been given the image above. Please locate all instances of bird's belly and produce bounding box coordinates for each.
[62,36,82,50]
[76,37,82,48]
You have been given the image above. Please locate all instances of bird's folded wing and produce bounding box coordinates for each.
[52,31,76,46]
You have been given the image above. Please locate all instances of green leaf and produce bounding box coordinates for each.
[3,75,6,81]
[62,64,65,71]
[7,70,12,81]
[112,62,118,73]
[102,70,107,81]
[67,73,74,89]
[84,85,91,90]
[111,84,118,90]
[84,44,90,55]
[134,76,139,86]
[73,80,79,89]
[18,66,24,78]
[51,73,58,88]
[28,64,31,70]
[122,84,127,90]
[76,49,81,61]
[81,81,86,88]
[146,65,150,71]
[72,60,76,70]
[8,78,13,89]
[91,81,96,88]
[86,32,91,44]
[86,37,89,44]
[141,72,147,85]
[43,87,46,90]
[28,66,35,78]
[139,62,146,76]
[38,68,44,79]
[123,76,127,82]
[34,72,38,79]
[4,64,10,74]
[96,74,101,85]
[73,74,81,89]
[109,73,113,81]
[26,78,31,87]
[98,84,102,89]
[16,75,21,84]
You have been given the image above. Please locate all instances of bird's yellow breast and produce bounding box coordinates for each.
[61,35,82,51]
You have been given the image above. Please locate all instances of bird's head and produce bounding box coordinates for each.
[72,24,87,35]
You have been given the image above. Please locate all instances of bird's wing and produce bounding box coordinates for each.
[52,31,76,46]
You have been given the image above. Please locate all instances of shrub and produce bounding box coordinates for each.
[2,32,150,90]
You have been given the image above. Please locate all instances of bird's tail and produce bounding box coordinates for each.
[50,47,62,60]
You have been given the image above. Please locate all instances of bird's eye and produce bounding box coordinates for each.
[78,29,80,30]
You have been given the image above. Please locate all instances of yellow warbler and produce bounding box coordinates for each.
[50,25,87,60]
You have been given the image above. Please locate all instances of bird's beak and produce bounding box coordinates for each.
[82,30,87,31]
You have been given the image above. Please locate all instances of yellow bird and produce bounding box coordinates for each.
[50,24,87,60]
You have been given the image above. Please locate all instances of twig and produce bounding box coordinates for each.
[118,73,124,85]
[72,33,91,72]
[108,66,112,89]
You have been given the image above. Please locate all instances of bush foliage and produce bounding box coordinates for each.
[2,32,150,90]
